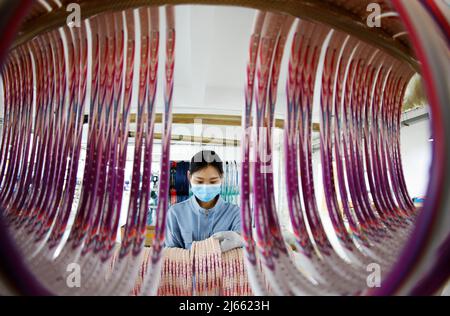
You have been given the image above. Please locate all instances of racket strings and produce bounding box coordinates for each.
[0,2,449,296]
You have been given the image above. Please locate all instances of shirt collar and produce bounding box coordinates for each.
[190,195,224,215]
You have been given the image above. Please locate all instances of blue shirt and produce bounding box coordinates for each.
[164,195,241,249]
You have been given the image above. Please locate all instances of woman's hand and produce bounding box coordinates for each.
[212,231,244,252]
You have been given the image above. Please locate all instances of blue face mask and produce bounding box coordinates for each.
[191,183,221,202]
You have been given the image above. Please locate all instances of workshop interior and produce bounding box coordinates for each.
[0,0,449,296]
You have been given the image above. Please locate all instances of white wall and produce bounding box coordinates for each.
[400,118,432,198]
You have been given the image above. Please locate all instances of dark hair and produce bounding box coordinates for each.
[189,150,224,176]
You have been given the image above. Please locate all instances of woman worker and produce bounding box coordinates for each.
[164,150,243,253]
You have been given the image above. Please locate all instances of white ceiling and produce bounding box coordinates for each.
[147,5,294,118]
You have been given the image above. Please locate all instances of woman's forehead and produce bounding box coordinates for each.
[191,166,221,178]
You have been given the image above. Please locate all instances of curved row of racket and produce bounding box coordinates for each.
[0,6,175,295]
[240,2,450,296]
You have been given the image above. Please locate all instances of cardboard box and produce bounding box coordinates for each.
[120,225,156,247]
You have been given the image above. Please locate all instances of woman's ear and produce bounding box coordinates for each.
[187,170,191,182]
